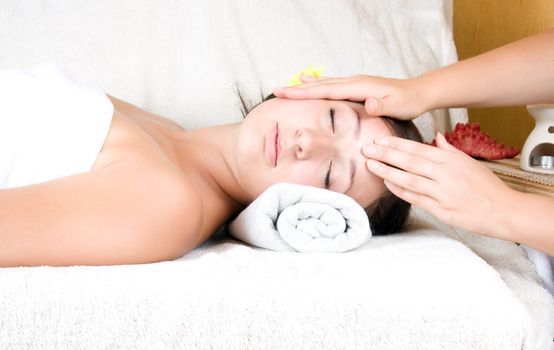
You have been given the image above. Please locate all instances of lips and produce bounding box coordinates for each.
[265,123,281,167]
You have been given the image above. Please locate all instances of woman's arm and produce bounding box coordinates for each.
[417,27,554,110]
[502,191,554,255]
[273,28,554,118]
[0,163,201,267]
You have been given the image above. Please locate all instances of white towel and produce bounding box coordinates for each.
[524,246,554,296]
[0,63,113,189]
[228,183,371,252]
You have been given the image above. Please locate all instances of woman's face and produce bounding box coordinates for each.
[235,98,394,207]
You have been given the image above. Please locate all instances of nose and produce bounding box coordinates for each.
[294,128,335,160]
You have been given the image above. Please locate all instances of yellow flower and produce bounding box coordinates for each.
[288,65,323,86]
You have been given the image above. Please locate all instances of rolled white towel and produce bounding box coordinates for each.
[228,183,371,252]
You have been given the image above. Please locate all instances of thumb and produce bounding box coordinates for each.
[364,97,384,116]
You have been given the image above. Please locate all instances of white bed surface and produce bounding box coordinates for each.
[0,223,545,349]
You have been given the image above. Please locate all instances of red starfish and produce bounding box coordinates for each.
[429,122,520,160]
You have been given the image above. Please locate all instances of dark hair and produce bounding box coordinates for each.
[237,89,423,236]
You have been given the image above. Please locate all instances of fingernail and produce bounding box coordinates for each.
[374,137,389,146]
[371,97,378,111]
[367,159,380,170]
[363,145,376,155]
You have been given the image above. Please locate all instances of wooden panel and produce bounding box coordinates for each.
[453,0,554,149]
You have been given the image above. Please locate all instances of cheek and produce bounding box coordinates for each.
[244,163,322,202]
[236,125,260,166]
[353,176,387,208]
[275,163,321,188]
[234,121,268,198]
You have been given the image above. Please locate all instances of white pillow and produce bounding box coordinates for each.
[0,0,466,141]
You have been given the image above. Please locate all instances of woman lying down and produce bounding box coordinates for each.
[0,64,421,267]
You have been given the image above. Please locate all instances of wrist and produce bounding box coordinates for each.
[409,73,441,114]
[485,186,524,243]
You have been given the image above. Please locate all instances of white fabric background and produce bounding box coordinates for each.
[0,0,467,141]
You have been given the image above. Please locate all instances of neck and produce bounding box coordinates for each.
[168,123,249,210]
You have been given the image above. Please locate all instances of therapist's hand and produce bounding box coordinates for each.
[362,132,517,238]
[273,74,428,120]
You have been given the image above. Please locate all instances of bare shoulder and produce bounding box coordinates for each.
[107,94,185,132]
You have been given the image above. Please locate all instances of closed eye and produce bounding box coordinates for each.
[329,108,335,133]
[324,108,335,189]
[324,160,332,189]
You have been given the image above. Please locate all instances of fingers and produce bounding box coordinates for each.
[298,74,328,83]
[366,159,441,200]
[273,76,338,95]
[274,80,370,101]
[367,136,451,163]
[364,145,436,180]
[384,180,454,228]
[280,76,351,90]
[383,179,440,212]
[273,76,368,100]
[435,132,460,153]
[298,75,317,83]
[272,74,391,117]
